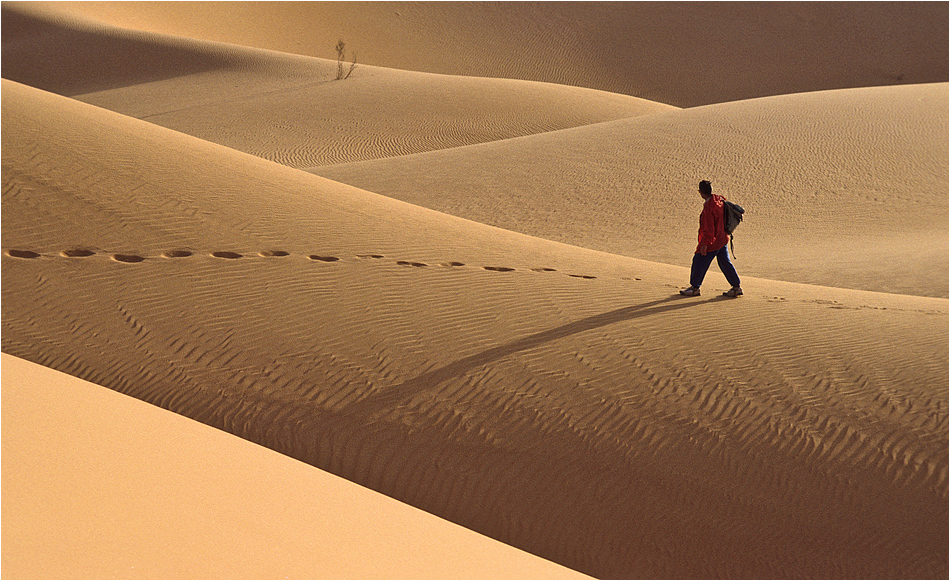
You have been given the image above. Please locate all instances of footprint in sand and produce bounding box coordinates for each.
[33,248,606,284]
[61,248,96,258]
[163,249,194,258]
[212,251,243,259]
[6,249,41,259]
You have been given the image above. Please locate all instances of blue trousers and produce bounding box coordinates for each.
[690,245,741,289]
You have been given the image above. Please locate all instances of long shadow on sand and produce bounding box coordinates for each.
[343,294,724,417]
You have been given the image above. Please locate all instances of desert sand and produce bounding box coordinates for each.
[2,2,947,579]
[3,353,587,579]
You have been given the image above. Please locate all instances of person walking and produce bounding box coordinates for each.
[680,180,743,297]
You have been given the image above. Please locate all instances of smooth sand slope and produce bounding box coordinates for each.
[1,354,588,580]
[314,83,949,298]
[2,2,676,167]
[28,1,950,107]
[4,79,947,578]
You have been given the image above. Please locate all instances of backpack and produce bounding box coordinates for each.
[723,200,745,256]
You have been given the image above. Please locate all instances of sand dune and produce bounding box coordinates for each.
[6,2,944,297]
[29,1,950,107]
[3,2,948,579]
[79,70,670,168]
[3,2,675,167]
[314,82,949,297]
[4,78,947,578]
[3,354,588,580]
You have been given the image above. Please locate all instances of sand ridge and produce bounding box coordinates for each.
[314,82,949,297]
[3,2,676,168]
[28,1,950,107]
[3,2,948,579]
[4,3,944,297]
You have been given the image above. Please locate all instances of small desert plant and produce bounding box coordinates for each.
[335,39,357,80]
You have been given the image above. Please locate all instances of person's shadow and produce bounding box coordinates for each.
[340,293,723,418]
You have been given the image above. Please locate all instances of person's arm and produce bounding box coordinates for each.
[697,204,717,255]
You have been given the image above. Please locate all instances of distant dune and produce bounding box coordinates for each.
[25,1,950,107]
[3,2,947,579]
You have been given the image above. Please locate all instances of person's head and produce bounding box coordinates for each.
[698,180,712,199]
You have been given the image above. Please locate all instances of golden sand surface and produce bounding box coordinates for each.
[26,1,950,107]
[3,2,947,578]
[3,354,588,579]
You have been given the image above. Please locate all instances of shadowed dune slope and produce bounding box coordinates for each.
[2,2,675,167]
[30,0,950,107]
[314,83,949,298]
[4,80,947,578]
[2,354,590,580]
[0,1,254,96]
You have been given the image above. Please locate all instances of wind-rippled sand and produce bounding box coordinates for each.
[3,2,947,579]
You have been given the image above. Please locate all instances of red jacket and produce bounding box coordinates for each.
[696,194,730,254]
